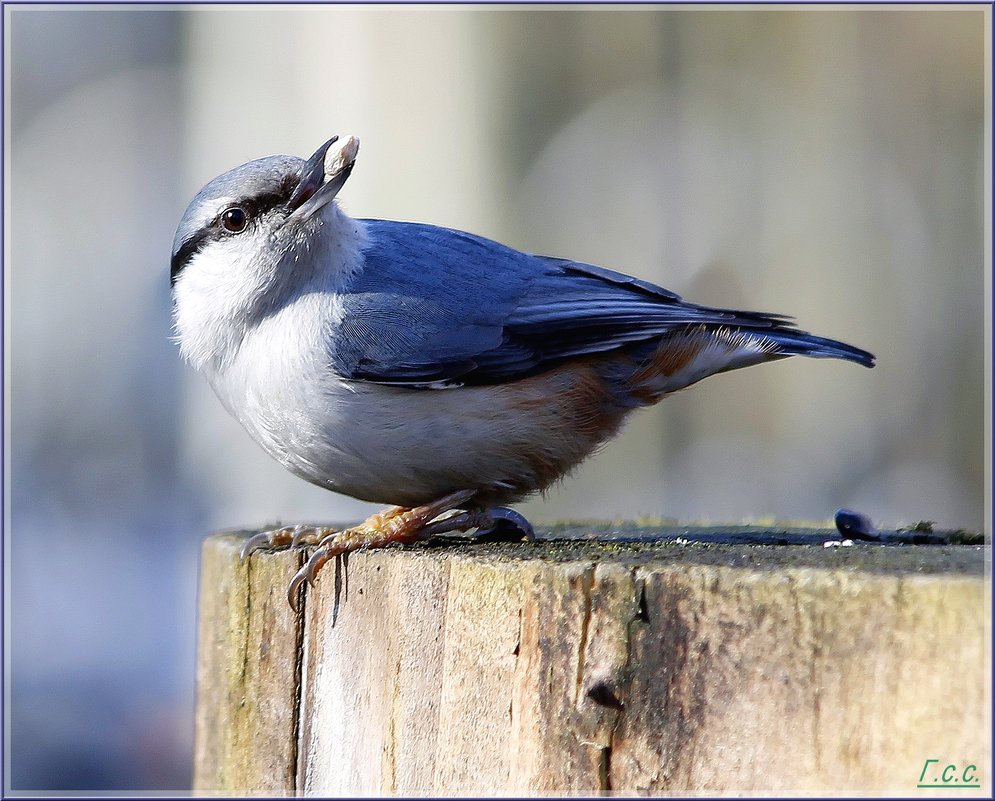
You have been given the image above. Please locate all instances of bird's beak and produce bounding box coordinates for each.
[287,135,360,223]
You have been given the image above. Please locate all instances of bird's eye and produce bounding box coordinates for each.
[220,207,248,233]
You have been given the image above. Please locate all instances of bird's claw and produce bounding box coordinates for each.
[287,568,310,612]
[302,546,331,585]
[472,507,536,542]
[240,526,301,559]
[240,531,278,560]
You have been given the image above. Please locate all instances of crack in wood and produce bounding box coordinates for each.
[290,548,306,795]
[574,565,595,706]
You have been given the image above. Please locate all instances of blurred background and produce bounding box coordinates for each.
[5,4,987,792]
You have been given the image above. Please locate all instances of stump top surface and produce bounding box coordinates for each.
[216,522,987,577]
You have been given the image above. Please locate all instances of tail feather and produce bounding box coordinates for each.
[623,324,874,405]
[763,329,875,368]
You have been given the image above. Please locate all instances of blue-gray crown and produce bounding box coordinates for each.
[170,155,304,286]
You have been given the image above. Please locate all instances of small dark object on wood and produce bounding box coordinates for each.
[834,508,878,540]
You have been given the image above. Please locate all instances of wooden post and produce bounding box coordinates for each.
[193,528,989,796]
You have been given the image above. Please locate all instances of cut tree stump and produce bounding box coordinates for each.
[193,525,989,796]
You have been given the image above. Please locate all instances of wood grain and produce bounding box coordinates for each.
[193,533,305,796]
[194,532,989,796]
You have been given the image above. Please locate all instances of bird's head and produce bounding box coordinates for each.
[170,135,360,371]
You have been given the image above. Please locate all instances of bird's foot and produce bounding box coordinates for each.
[418,505,536,542]
[240,523,336,559]
[285,489,477,610]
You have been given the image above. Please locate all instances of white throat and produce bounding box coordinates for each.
[172,203,367,375]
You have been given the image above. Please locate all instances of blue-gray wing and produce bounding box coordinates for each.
[329,220,819,387]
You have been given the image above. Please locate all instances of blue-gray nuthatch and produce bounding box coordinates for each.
[171,135,874,608]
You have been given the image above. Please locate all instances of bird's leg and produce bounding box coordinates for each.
[287,489,477,610]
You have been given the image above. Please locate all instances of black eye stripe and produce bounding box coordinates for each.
[170,183,300,287]
[171,230,209,286]
[215,190,292,225]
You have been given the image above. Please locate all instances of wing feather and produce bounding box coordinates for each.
[328,220,856,387]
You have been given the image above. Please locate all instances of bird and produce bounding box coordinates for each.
[171,134,874,609]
